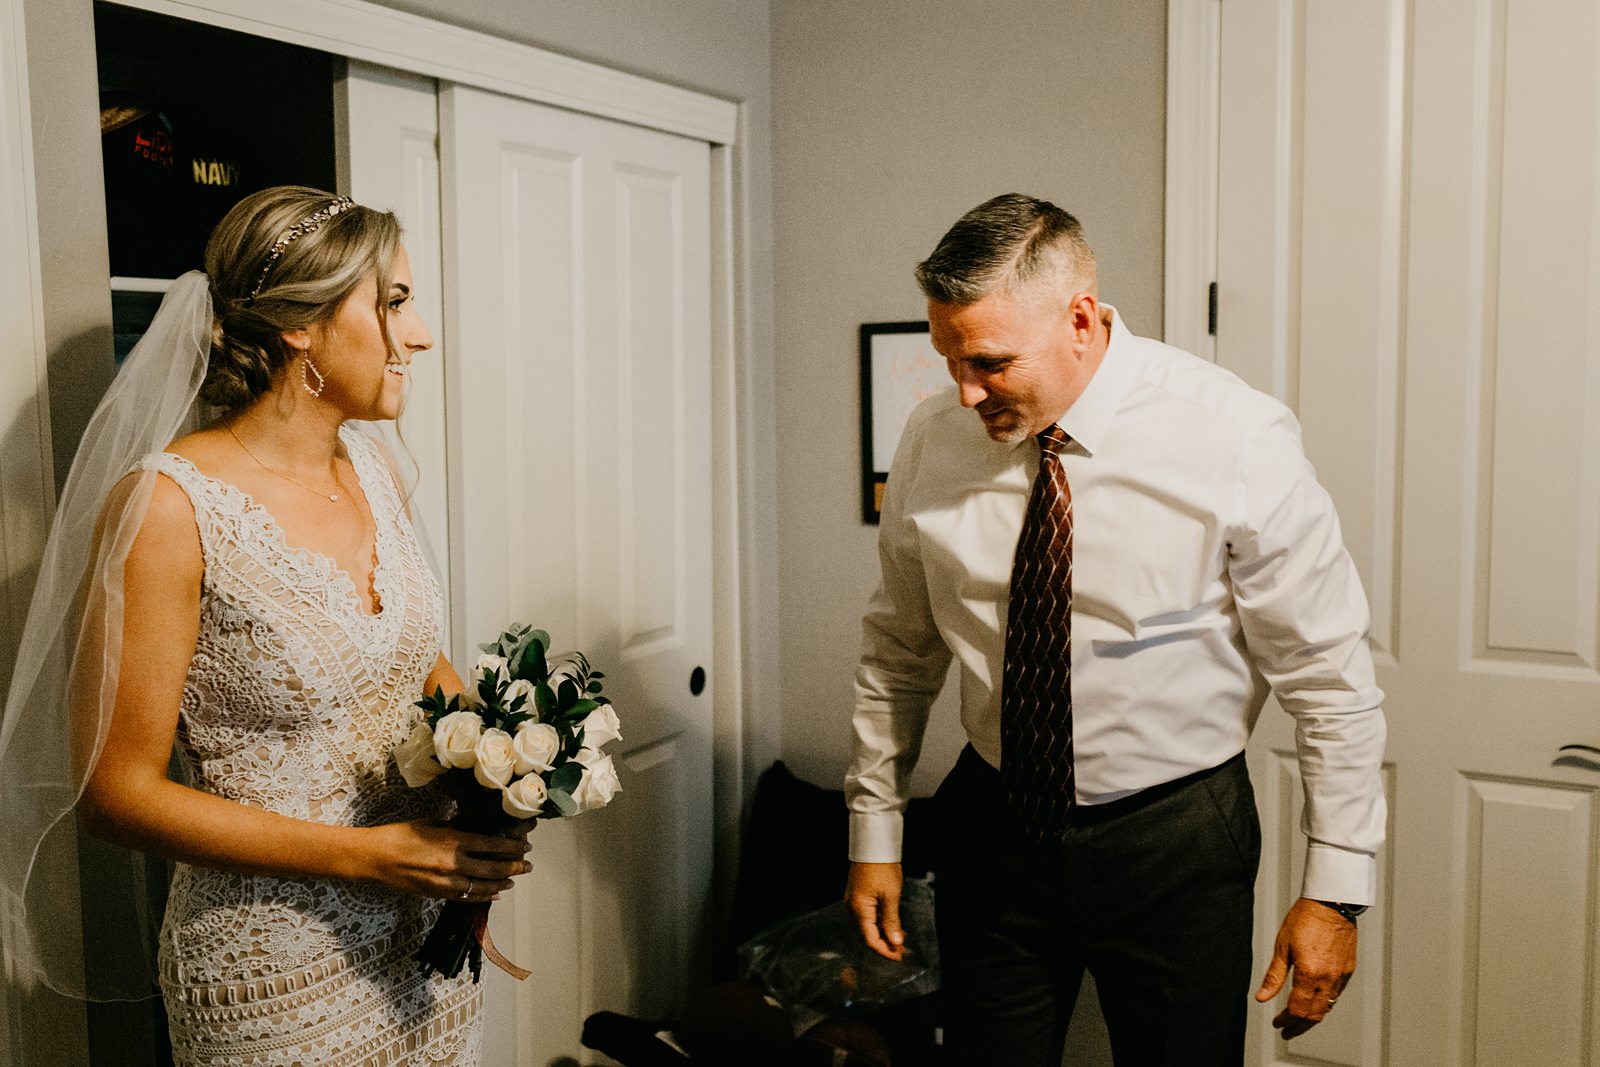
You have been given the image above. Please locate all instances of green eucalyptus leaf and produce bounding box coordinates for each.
[549,789,578,817]
[550,761,583,794]
[534,682,555,715]
[506,636,530,677]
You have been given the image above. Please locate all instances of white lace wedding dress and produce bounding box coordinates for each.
[137,425,482,1065]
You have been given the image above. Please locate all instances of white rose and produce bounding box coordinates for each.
[394,719,446,787]
[578,703,622,749]
[473,728,517,789]
[504,677,537,716]
[570,750,622,813]
[573,745,608,767]
[512,721,561,775]
[472,653,510,691]
[433,710,484,769]
[501,774,548,819]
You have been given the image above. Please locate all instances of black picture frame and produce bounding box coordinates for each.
[859,320,945,524]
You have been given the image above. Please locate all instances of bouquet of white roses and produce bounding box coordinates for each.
[394,623,623,980]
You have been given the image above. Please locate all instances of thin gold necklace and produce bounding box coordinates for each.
[226,424,345,503]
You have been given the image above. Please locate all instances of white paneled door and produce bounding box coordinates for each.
[442,85,715,1064]
[1217,1,1600,1065]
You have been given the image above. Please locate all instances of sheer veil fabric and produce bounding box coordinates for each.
[1,272,211,1000]
[0,272,433,1000]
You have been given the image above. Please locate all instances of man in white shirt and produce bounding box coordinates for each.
[844,194,1386,1065]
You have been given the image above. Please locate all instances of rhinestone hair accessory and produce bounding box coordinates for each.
[246,196,357,304]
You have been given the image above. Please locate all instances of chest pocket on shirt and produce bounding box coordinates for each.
[1074,489,1222,640]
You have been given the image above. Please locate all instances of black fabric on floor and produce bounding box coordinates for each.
[587,761,943,1065]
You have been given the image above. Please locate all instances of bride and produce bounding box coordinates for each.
[0,186,529,1064]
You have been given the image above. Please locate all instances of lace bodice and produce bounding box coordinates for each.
[138,425,481,1066]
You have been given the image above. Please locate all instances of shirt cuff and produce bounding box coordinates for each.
[848,811,903,864]
[1300,842,1377,905]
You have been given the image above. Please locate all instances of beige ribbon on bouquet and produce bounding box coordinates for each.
[469,903,532,980]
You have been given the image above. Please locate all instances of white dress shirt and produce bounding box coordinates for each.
[846,309,1387,904]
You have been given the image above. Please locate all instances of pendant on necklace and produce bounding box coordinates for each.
[329,493,340,502]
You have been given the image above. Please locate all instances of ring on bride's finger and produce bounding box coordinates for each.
[458,886,470,899]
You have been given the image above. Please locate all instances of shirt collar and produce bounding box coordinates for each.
[1041,304,1139,457]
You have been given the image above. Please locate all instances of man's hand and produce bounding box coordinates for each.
[845,861,906,961]
[1255,897,1358,1039]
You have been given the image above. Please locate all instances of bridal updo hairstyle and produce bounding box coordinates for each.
[201,185,402,410]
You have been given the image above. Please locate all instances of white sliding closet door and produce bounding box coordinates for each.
[338,61,453,650]
[442,84,715,1064]
[1216,1,1600,1064]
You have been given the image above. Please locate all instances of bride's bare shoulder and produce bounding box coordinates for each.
[162,425,238,472]
[97,464,205,575]
[122,472,205,582]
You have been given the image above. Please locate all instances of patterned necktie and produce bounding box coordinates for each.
[1001,424,1075,843]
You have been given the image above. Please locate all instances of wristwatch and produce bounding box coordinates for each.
[1313,899,1369,923]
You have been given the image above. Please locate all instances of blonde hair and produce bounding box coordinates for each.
[201,185,402,409]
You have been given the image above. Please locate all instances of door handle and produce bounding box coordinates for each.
[1554,743,1600,772]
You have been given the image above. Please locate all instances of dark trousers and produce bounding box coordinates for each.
[933,745,1260,1067]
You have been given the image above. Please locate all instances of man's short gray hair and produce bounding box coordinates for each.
[915,193,1096,306]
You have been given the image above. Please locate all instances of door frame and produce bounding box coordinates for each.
[0,0,62,1063]
[1164,0,1221,361]
[0,0,761,1061]
[119,0,739,143]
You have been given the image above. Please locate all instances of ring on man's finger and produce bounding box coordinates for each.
[458,886,470,899]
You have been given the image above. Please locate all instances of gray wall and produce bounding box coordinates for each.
[770,0,1168,792]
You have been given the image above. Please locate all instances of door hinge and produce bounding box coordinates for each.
[1207,281,1218,336]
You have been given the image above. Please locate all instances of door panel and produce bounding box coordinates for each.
[443,84,714,1064]
[1218,1,1600,1064]
[1460,778,1597,1066]
[1477,0,1600,665]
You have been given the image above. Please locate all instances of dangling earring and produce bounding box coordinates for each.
[301,356,326,398]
